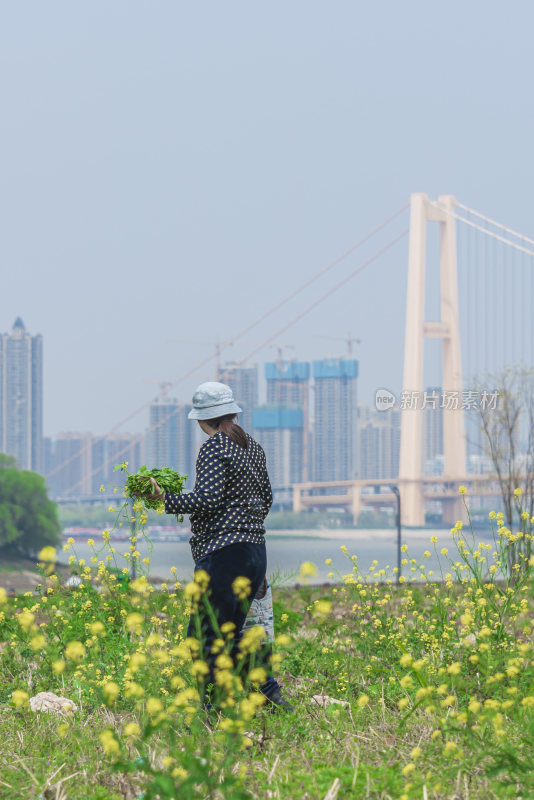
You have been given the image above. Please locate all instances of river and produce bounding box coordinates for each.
[66,527,495,584]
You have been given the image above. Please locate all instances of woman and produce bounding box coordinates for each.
[145,381,291,710]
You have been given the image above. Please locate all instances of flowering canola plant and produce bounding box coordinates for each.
[0,487,533,798]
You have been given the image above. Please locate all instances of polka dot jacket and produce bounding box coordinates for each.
[164,431,273,562]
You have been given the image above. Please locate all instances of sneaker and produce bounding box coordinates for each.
[264,687,294,712]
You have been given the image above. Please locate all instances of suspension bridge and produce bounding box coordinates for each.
[48,193,534,525]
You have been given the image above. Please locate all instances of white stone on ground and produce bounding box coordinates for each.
[311,694,349,708]
[29,692,77,714]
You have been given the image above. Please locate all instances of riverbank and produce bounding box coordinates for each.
[1,542,532,799]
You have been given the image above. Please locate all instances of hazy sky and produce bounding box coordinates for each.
[2,1,533,437]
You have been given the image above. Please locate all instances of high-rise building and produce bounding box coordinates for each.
[265,361,310,406]
[265,361,310,479]
[91,434,144,494]
[148,399,194,487]
[52,432,93,497]
[359,405,401,480]
[0,318,43,471]
[46,432,144,497]
[312,358,358,482]
[423,386,444,475]
[218,363,258,434]
[253,407,303,506]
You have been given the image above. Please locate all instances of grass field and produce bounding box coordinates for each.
[0,496,533,799]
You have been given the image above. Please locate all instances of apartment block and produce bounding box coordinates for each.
[359,405,401,480]
[148,399,195,487]
[265,361,310,480]
[312,358,358,482]
[253,407,304,496]
[0,318,43,471]
[218,363,258,435]
[423,386,444,476]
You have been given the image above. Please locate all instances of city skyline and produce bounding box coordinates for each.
[2,308,528,506]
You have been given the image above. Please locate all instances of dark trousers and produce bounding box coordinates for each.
[188,541,279,699]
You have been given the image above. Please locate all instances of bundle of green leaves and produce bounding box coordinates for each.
[120,465,187,510]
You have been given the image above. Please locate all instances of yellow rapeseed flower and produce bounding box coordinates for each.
[172,767,188,780]
[17,611,35,631]
[275,633,291,646]
[30,634,46,651]
[184,582,202,602]
[128,652,147,672]
[99,730,120,756]
[38,546,57,563]
[299,561,318,578]
[239,625,266,653]
[194,569,210,589]
[130,576,151,595]
[124,722,141,738]
[232,576,251,599]
[124,681,145,699]
[103,682,120,703]
[190,660,210,678]
[146,697,164,715]
[90,621,106,637]
[11,690,29,707]
[313,600,332,616]
[126,613,143,634]
[64,641,86,661]
[249,667,267,684]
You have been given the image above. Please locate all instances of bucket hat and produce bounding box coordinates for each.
[187,381,242,420]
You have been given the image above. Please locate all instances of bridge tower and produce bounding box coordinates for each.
[399,194,466,526]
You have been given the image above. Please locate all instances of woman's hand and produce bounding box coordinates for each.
[147,477,166,502]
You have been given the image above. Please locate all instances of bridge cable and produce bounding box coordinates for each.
[61,228,409,496]
[430,201,534,259]
[455,201,534,248]
[47,202,409,485]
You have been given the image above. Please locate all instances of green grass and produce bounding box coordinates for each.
[1,504,533,799]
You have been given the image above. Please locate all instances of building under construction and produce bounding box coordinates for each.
[312,358,359,482]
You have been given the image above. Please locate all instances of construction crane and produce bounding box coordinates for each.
[271,344,296,370]
[167,338,229,376]
[316,333,361,357]
[143,380,173,399]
